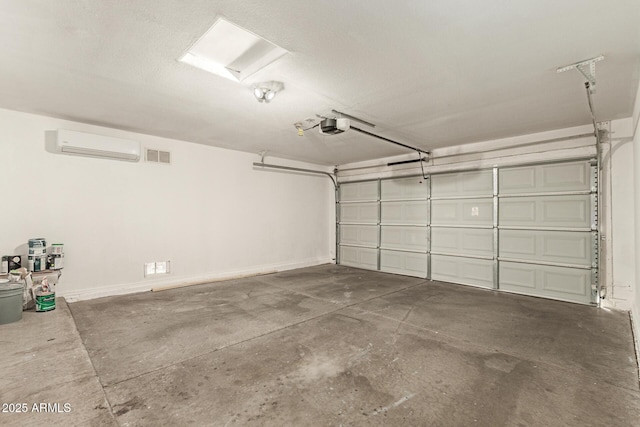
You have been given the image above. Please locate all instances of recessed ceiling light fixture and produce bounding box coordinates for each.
[253,87,275,103]
[179,17,288,82]
[252,81,284,103]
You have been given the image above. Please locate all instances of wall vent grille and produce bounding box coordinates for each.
[146,149,171,164]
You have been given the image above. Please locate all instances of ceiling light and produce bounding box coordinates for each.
[252,81,284,103]
[179,17,288,82]
[254,88,272,103]
[253,88,276,103]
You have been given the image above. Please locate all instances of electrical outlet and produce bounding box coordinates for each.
[145,262,156,277]
[145,261,170,277]
[156,261,170,274]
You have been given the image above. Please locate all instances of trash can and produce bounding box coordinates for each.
[0,282,24,325]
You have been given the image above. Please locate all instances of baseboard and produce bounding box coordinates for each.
[601,297,634,311]
[62,257,332,302]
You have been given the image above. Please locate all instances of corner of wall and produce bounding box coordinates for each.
[631,311,640,381]
[632,80,640,372]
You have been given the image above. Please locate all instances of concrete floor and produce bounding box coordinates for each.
[2,265,639,426]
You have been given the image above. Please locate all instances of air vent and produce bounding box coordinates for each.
[158,151,171,164]
[146,149,171,164]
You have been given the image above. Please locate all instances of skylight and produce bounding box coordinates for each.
[179,18,288,82]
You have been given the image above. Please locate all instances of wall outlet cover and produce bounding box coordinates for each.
[145,262,156,276]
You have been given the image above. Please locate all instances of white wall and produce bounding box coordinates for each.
[0,108,335,300]
[633,81,640,351]
[608,119,636,307]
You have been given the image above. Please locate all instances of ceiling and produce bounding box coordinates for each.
[1,1,639,166]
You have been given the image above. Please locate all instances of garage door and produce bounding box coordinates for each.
[497,161,597,304]
[337,159,598,305]
[430,170,495,288]
[338,177,429,277]
[338,181,379,271]
[379,177,429,277]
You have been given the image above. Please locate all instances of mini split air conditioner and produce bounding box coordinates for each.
[54,129,141,162]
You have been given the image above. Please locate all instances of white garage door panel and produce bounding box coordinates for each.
[499,230,592,267]
[431,199,493,226]
[431,170,493,197]
[380,226,429,252]
[340,202,379,224]
[380,250,428,278]
[339,246,378,270]
[499,162,591,194]
[431,227,493,257]
[381,200,429,225]
[339,225,378,247]
[431,255,494,288]
[499,262,591,304]
[499,195,591,228]
[381,177,429,200]
[340,181,379,201]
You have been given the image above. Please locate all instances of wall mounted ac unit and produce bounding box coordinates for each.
[54,129,141,162]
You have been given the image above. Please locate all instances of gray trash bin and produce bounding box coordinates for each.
[0,282,24,325]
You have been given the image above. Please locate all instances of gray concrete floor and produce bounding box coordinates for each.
[2,264,639,426]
